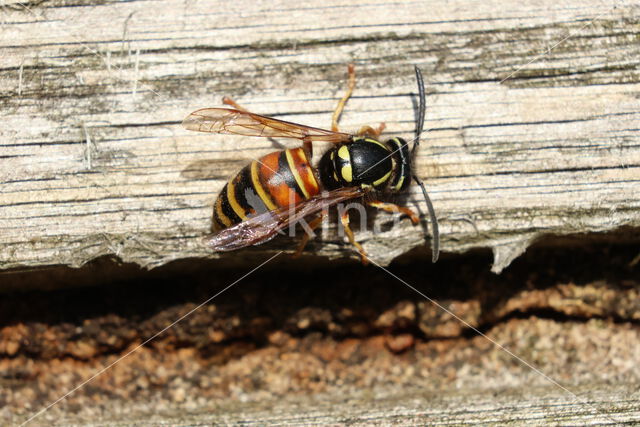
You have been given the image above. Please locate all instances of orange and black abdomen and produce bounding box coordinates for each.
[212,147,320,231]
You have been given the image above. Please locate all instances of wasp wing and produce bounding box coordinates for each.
[203,187,365,251]
[183,108,352,143]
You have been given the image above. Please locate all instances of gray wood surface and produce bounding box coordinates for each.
[18,383,640,425]
[2,0,639,273]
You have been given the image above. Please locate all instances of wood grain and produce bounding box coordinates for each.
[1,0,639,272]
[15,383,640,425]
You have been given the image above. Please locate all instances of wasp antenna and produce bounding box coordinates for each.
[413,65,426,154]
[413,174,439,263]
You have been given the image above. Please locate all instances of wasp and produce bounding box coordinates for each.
[182,64,439,263]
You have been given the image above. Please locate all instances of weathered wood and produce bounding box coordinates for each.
[1,0,639,273]
[14,383,640,425]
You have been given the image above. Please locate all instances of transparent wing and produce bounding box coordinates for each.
[183,108,352,143]
[203,187,365,251]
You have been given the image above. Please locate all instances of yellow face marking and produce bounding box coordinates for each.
[333,171,339,182]
[338,145,350,160]
[341,165,353,182]
[226,177,247,220]
[285,149,310,199]
[373,170,392,187]
[214,196,233,227]
[251,161,277,210]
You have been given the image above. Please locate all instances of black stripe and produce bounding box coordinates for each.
[232,163,270,216]
[217,183,243,225]
[211,211,225,232]
[278,151,306,199]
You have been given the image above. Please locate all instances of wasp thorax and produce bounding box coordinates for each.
[319,137,394,190]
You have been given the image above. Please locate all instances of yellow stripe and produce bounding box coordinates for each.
[226,177,247,220]
[373,169,392,187]
[285,150,310,199]
[392,175,405,191]
[214,197,232,227]
[251,161,277,210]
[300,151,319,194]
[364,137,387,150]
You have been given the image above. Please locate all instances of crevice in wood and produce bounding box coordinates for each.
[2,240,639,421]
[1,240,637,353]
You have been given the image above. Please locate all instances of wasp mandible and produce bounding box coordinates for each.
[183,64,440,263]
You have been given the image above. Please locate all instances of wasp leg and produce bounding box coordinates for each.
[331,63,356,132]
[340,210,369,265]
[222,96,249,112]
[357,122,386,138]
[368,201,420,225]
[293,214,324,258]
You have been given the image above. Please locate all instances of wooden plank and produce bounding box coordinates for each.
[14,383,640,425]
[1,0,639,273]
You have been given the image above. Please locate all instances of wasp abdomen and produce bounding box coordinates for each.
[212,148,320,231]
